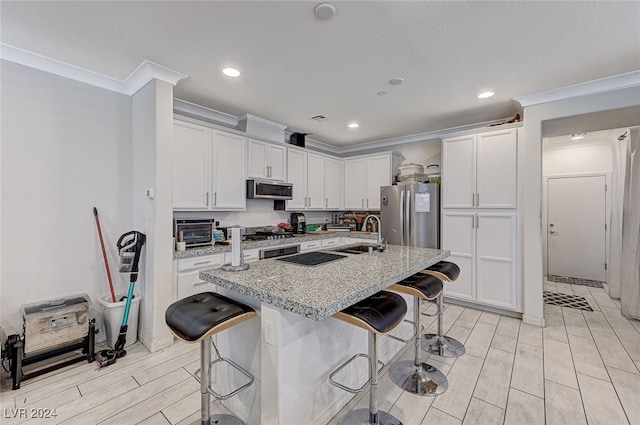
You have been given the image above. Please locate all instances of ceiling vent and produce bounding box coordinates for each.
[309,114,329,122]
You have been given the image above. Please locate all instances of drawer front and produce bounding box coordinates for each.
[321,238,340,248]
[300,240,322,252]
[224,249,260,264]
[177,254,225,272]
[177,270,216,300]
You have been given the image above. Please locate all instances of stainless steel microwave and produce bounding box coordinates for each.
[246,179,293,200]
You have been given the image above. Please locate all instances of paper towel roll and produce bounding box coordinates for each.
[231,227,242,266]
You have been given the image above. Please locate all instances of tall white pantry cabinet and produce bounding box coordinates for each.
[441,127,520,312]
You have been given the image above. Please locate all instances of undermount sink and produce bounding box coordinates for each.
[331,244,380,255]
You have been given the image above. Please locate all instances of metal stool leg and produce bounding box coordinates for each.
[389,296,448,396]
[422,292,465,358]
[339,333,403,425]
[193,337,244,425]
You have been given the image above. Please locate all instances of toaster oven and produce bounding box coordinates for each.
[174,219,215,248]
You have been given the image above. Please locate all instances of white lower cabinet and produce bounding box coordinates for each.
[300,240,322,252]
[321,238,340,248]
[175,254,225,300]
[441,211,519,311]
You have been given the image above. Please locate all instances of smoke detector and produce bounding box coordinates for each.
[314,3,336,20]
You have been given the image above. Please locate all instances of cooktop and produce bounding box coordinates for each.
[276,252,347,266]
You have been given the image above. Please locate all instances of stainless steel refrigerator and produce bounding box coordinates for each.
[380,183,440,248]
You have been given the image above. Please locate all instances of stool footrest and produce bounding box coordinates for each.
[329,353,384,394]
[194,356,254,401]
[387,320,424,344]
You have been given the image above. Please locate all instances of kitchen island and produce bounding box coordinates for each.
[199,244,449,425]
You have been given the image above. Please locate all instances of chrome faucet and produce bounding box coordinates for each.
[363,214,385,251]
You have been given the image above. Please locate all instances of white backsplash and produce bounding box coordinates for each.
[173,200,336,227]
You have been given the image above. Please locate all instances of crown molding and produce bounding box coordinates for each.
[173,98,239,127]
[1,43,187,95]
[125,60,187,95]
[514,70,640,108]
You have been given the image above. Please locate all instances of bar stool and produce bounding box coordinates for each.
[329,291,407,425]
[420,261,465,358]
[165,292,256,425]
[388,273,448,396]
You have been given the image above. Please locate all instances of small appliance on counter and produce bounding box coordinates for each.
[217,226,246,241]
[290,213,306,234]
[174,219,215,248]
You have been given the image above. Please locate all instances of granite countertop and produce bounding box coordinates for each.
[199,244,449,320]
[173,231,376,259]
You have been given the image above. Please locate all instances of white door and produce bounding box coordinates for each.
[307,153,325,209]
[442,135,476,209]
[212,131,246,209]
[172,121,210,209]
[344,158,366,210]
[324,157,341,209]
[441,211,476,302]
[365,155,391,210]
[286,149,307,210]
[547,176,606,281]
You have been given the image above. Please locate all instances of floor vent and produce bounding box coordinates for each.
[543,291,593,311]
[547,274,604,289]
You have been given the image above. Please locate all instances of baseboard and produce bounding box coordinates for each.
[522,314,546,327]
[139,332,174,353]
[444,297,523,319]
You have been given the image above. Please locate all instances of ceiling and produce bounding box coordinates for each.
[2,1,639,148]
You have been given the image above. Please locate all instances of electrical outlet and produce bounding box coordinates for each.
[264,320,275,346]
[286,218,290,224]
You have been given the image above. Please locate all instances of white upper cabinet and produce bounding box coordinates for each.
[211,130,247,209]
[306,152,325,209]
[286,148,307,210]
[173,119,246,211]
[442,128,518,209]
[324,157,341,209]
[286,148,342,210]
[344,153,399,211]
[344,158,366,210]
[173,121,211,209]
[247,139,286,181]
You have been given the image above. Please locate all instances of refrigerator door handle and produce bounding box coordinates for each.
[406,189,412,246]
[400,189,405,246]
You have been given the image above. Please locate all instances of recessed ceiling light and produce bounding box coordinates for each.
[222,67,240,77]
[570,133,587,140]
[348,123,359,129]
[477,91,495,99]
[314,3,336,19]
[389,77,405,85]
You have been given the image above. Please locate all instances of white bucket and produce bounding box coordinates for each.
[97,293,142,349]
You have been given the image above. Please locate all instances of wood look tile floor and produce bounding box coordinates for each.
[2,280,639,424]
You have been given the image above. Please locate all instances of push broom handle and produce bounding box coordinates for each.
[93,207,116,303]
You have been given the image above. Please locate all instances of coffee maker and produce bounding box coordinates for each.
[290,213,306,234]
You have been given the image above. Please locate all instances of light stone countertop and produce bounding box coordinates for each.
[173,231,375,259]
[199,244,450,320]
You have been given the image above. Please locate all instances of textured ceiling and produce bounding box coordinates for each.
[2,1,639,147]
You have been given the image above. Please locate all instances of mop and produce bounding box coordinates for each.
[96,231,146,368]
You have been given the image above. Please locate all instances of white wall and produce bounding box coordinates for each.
[0,61,133,337]
[542,138,616,275]
[520,85,640,327]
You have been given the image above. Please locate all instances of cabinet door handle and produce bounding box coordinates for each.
[206,192,210,206]
[194,261,212,266]
[325,198,328,208]
[362,198,364,208]
[476,215,479,228]
[309,197,311,206]
[476,193,479,207]
[214,192,217,206]
[193,281,209,287]
[472,193,475,207]
[367,198,369,209]
[304,196,307,207]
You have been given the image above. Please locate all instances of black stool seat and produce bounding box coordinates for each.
[421,261,460,282]
[165,292,255,342]
[390,274,443,301]
[334,291,407,334]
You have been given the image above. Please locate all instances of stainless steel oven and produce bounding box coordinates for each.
[174,219,215,248]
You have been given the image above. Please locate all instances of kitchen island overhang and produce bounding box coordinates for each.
[197,245,450,425]
[200,244,450,320]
